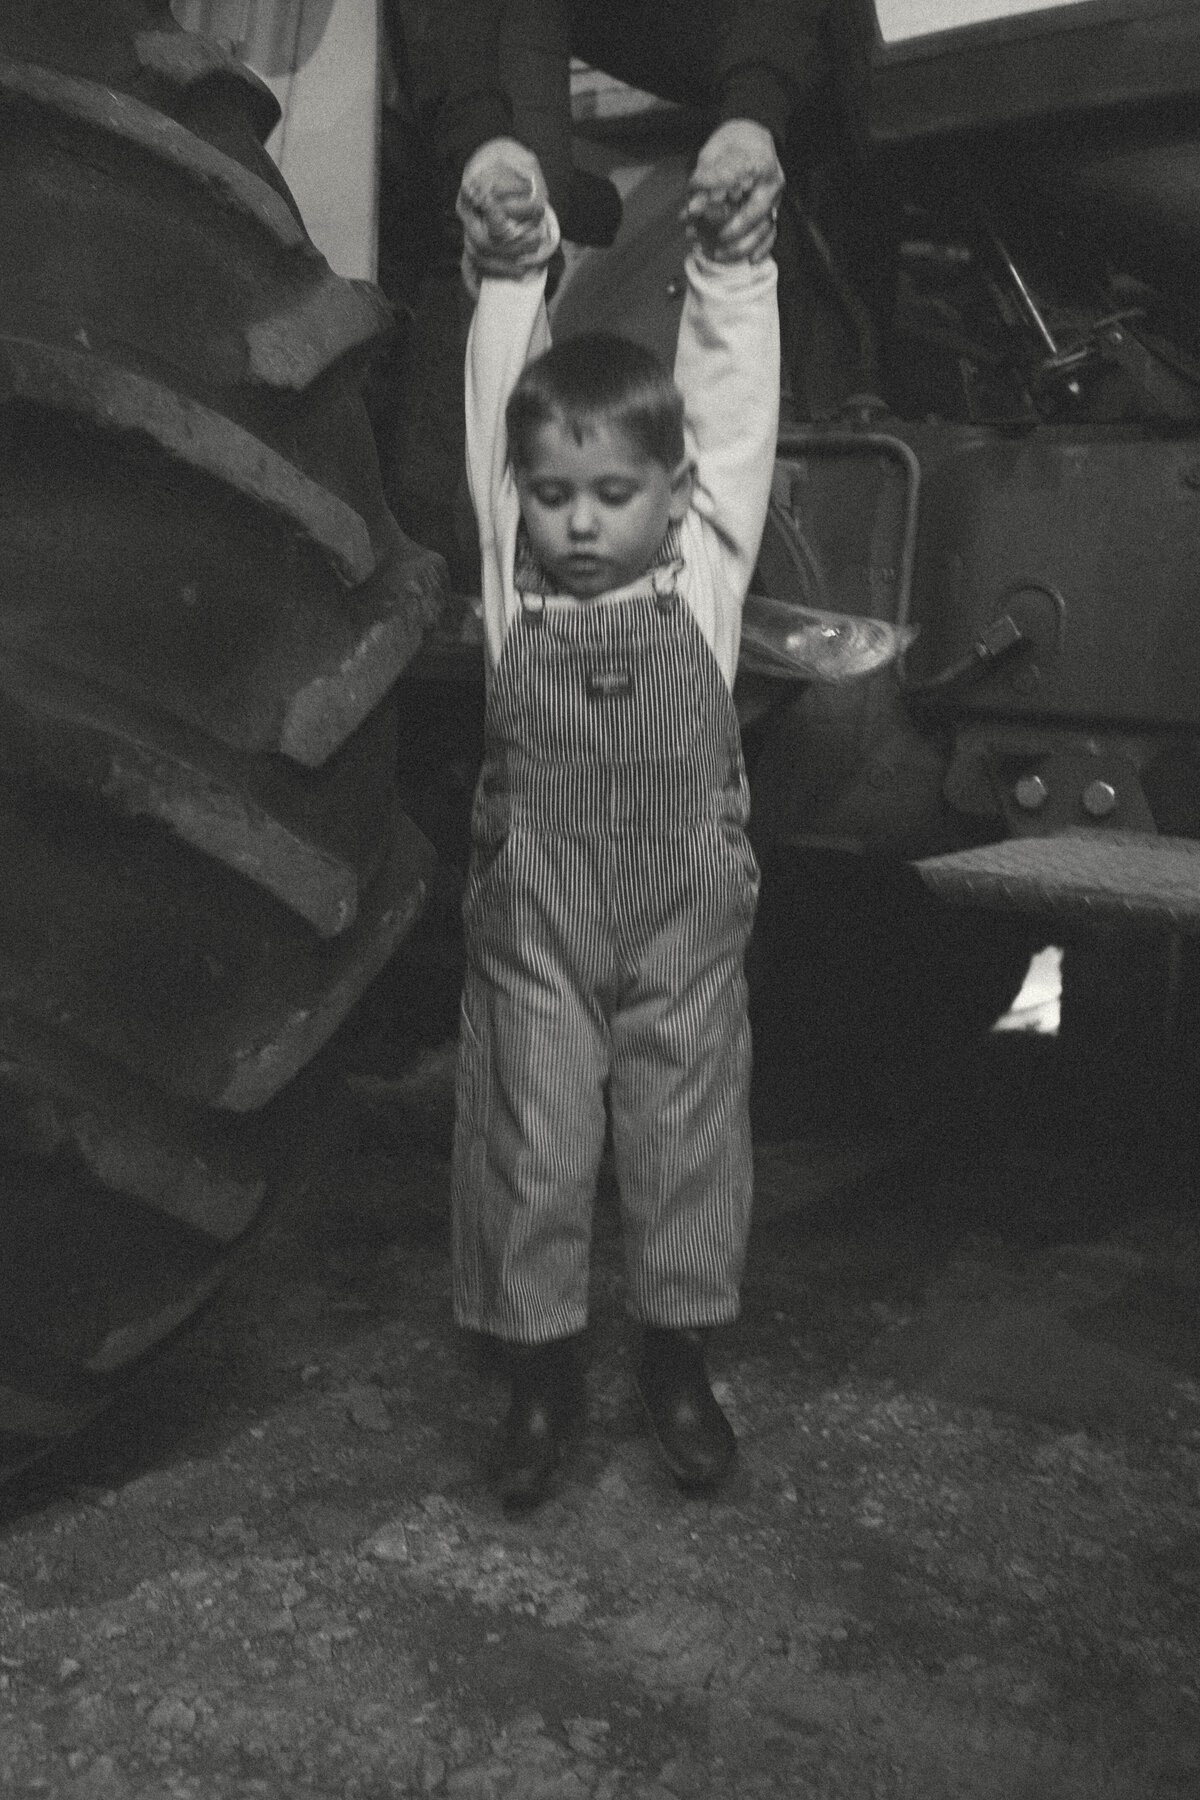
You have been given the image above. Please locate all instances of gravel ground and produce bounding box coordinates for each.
[1,937,1198,1800]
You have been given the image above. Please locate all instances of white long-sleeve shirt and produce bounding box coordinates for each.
[465,237,780,692]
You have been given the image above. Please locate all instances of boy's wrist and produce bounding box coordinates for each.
[684,120,783,265]
[458,138,560,287]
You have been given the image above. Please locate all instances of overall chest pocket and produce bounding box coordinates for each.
[568,627,716,767]
[490,601,729,772]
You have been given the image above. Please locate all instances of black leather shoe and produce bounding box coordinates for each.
[493,1338,584,1514]
[636,1327,736,1492]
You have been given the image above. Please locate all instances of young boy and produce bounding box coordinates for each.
[452,131,781,1511]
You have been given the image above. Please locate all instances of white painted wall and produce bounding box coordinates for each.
[171,0,380,279]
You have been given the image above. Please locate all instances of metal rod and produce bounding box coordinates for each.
[981,216,1060,358]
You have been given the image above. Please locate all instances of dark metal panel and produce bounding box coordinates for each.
[839,0,1200,142]
[904,428,1200,729]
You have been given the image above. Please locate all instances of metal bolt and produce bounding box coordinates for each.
[1014,774,1049,811]
[1081,779,1118,818]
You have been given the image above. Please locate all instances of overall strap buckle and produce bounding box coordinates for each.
[519,589,547,626]
[652,570,678,614]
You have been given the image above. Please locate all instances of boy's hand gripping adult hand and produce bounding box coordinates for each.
[457,138,560,296]
[683,119,785,264]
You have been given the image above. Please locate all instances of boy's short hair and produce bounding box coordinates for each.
[506,331,685,473]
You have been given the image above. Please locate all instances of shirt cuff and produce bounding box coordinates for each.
[716,62,795,148]
[436,89,514,196]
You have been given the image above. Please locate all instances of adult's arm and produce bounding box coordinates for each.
[716,0,832,149]
[387,0,512,207]
[442,6,517,218]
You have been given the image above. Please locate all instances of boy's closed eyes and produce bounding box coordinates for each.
[527,479,639,508]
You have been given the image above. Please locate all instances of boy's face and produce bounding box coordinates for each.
[515,416,692,599]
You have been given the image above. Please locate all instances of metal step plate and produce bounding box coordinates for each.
[917,830,1200,931]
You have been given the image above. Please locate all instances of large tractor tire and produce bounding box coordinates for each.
[0,1,445,1477]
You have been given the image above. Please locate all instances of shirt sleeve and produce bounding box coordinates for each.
[716,0,832,146]
[465,263,553,671]
[673,246,779,686]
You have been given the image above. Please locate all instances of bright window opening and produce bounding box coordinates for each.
[993,945,1062,1035]
[873,0,1092,45]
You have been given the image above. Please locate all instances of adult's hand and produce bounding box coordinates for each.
[457,137,559,283]
[684,118,785,264]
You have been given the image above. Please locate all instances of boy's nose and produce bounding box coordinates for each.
[567,496,598,538]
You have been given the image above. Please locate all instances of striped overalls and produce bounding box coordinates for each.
[451,550,760,1343]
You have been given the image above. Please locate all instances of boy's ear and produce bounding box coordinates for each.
[668,458,694,523]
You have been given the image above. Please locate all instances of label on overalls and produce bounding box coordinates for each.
[586,667,634,700]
